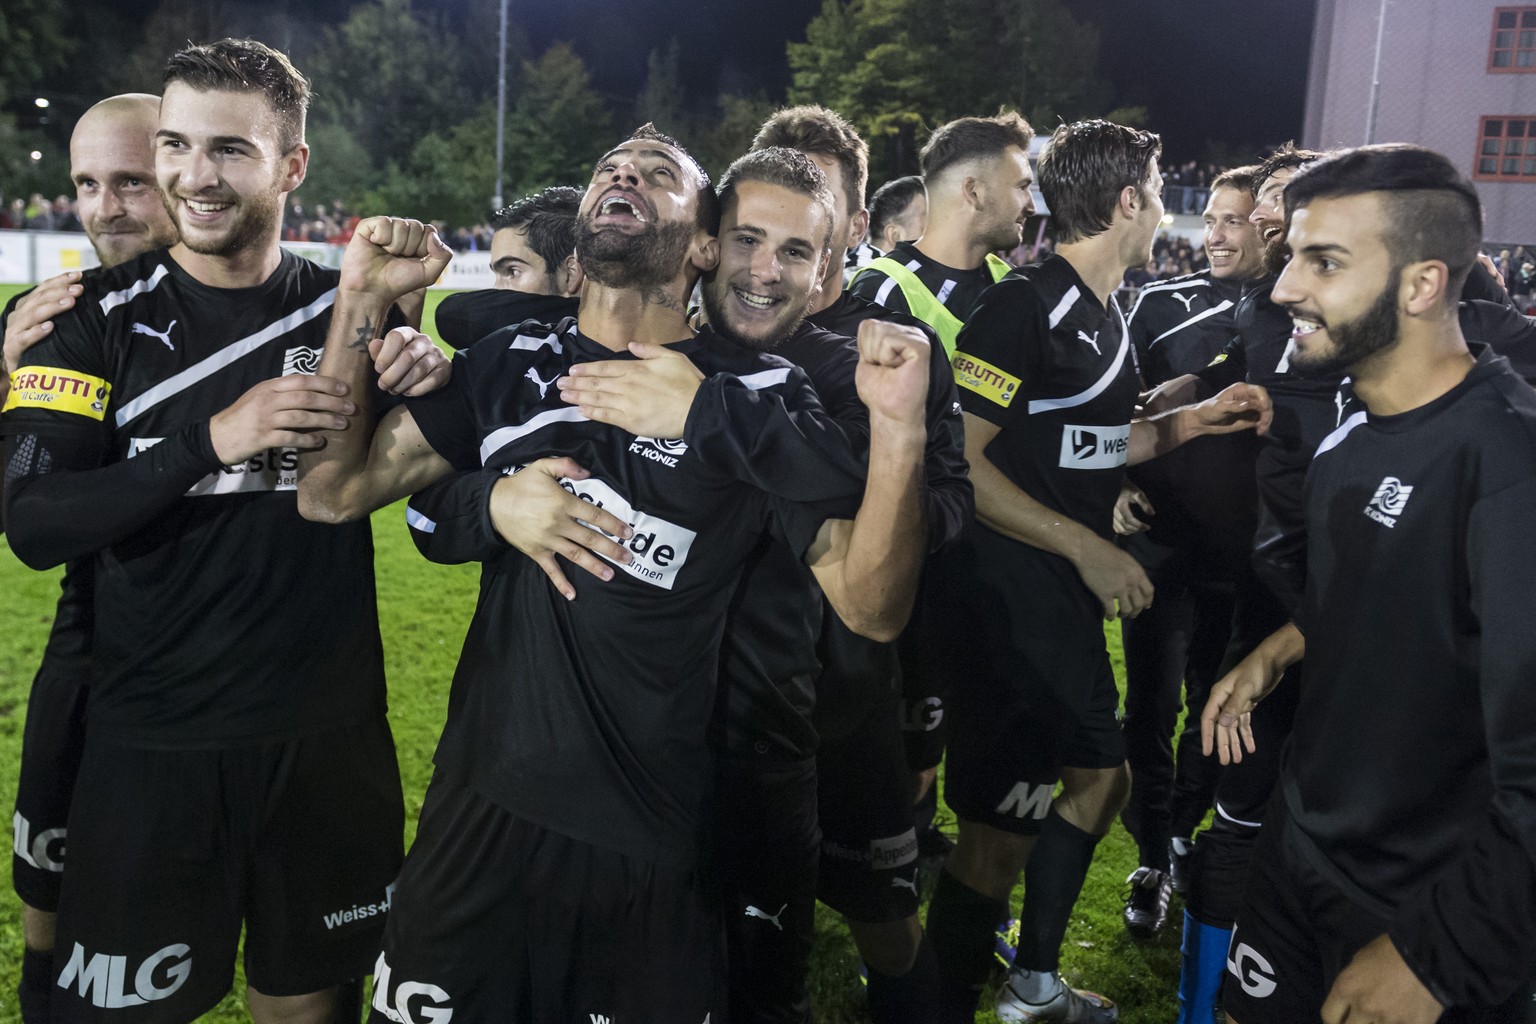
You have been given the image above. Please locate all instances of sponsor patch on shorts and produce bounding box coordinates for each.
[951,353,1020,408]
[4,367,110,420]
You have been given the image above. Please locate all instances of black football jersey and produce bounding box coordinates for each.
[953,254,1140,542]
[406,319,836,869]
[1287,350,1536,1006]
[0,249,386,746]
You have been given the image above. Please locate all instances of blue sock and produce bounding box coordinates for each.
[1175,909,1231,1024]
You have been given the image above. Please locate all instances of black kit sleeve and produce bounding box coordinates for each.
[1388,475,1536,1007]
[4,423,223,570]
[406,468,505,565]
[683,365,868,512]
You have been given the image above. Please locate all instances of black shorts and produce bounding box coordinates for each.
[718,755,818,1024]
[12,661,89,911]
[1225,798,1531,1023]
[370,775,724,1024]
[52,716,404,1023]
[941,547,1126,836]
[816,694,921,923]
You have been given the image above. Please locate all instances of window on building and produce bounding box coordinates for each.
[1475,117,1536,180]
[1490,7,1536,70]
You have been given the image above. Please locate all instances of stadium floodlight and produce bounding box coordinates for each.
[493,0,508,211]
[34,97,49,109]
[29,151,42,161]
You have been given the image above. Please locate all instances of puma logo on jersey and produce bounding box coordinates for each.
[744,904,787,931]
[1076,330,1101,355]
[891,873,919,896]
[525,367,559,399]
[131,320,177,351]
[1171,292,1197,312]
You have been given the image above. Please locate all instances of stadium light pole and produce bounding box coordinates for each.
[1364,0,1389,144]
[493,0,508,211]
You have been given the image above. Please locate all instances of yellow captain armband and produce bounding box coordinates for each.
[951,352,1021,409]
[2,367,111,420]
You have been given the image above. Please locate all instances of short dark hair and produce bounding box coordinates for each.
[869,176,925,241]
[1283,143,1483,305]
[163,38,310,153]
[1211,165,1261,196]
[752,105,869,217]
[717,147,836,251]
[919,112,1034,181]
[611,122,720,235]
[1255,142,1326,195]
[1037,119,1162,244]
[492,186,582,279]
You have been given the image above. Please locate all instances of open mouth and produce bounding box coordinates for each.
[1209,248,1236,261]
[597,193,647,222]
[1261,225,1284,244]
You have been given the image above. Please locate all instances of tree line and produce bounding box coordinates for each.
[2,0,1135,231]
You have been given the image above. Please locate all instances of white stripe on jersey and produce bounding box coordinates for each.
[1215,801,1265,829]
[1146,300,1234,349]
[113,289,338,428]
[1028,302,1131,415]
[475,365,789,465]
[1046,286,1080,329]
[1314,409,1367,458]
[934,279,958,306]
[479,406,588,465]
[404,504,437,534]
[1126,276,1209,323]
[508,331,563,354]
[98,264,170,315]
[738,367,792,390]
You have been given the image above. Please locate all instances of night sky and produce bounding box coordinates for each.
[95,0,1319,163]
[510,0,1319,162]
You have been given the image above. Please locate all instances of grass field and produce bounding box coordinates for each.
[0,283,1185,1022]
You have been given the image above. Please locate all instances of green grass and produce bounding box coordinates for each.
[0,281,1185,1022]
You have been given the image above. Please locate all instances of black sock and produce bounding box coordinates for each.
[926,870,1007,1024]
[332,977,365,1024]
[20,948,53,1024]
[1017,810,1102,972]
[866,932,940,1024]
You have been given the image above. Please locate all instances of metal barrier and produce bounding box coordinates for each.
[0,229,495,289]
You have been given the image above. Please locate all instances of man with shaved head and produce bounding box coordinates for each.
[4,92,177,1024]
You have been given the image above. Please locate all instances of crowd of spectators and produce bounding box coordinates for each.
[1161,158,1223,214]
[0,194,82,232]
[1493,245,1536,312]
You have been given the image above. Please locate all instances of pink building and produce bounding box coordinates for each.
[1304,0,1536,242]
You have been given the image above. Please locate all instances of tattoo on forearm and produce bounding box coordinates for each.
[643,288,683,314]
[349,315,375,353]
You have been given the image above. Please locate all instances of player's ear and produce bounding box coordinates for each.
[1400,259,1450,317]
[849,206,870,248]
[281,142,309,193]
[1118,184,1140,220]
[692,232,719,274]
[961,174,983,213]
[558,253,584,297]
